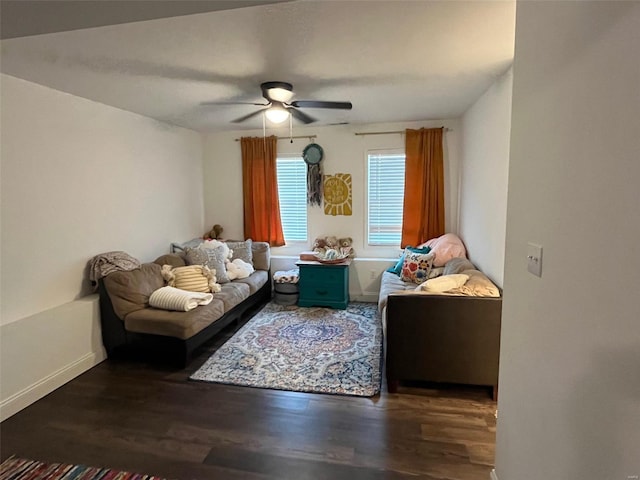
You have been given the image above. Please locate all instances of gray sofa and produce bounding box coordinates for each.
[378,259,502,398]
[99,242,271,366]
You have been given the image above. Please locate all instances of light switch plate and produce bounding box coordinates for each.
[527,243,543,277]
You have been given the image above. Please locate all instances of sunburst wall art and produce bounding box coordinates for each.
[323,173,352,216]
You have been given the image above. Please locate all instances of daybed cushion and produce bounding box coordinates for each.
[103,263,164,319]
[125,299,226,339]
[378,271,418,312]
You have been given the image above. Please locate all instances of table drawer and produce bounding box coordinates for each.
[301,281,345,300]
[301,266,346,283]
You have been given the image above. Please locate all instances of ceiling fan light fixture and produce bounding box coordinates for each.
[264,105,290,124]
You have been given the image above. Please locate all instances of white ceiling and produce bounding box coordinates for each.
[0,0,516,132]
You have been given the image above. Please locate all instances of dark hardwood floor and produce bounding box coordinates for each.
[0,317,497,480]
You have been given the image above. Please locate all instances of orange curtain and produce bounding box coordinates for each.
[401,128,445,247]
[241,136,285,246]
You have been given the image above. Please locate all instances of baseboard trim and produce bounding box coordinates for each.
[490,469,499,480]
[0,350,106,421]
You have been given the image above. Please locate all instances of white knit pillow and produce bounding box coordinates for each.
[149,286,213,312]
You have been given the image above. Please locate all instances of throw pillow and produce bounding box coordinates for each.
[449,269,501,297]
[400,250,436,284]
[418,233,467,267]
[161,264,221,293]
[184,246,231,284]
[386,245,432,275]
[443,257,476,276]
[226,239,253,265]
[417,273,470,293]
[170,238,204,254]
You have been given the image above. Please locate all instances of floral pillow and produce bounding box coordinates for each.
[400,250,436,284]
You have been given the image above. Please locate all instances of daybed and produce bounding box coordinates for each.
[99,241,271,367]
[379,254,502,399]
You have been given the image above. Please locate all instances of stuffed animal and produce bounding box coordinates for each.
[325,236,339,250]
[312,237,327,255]
[226,258,255,280]
[338,237,355,258]
[204,224,224,240]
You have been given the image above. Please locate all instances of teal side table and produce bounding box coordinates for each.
[296,259,351,309]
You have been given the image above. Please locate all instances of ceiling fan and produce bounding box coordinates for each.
[205,81,353,125]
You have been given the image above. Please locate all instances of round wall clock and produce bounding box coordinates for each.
[303,143,324,165]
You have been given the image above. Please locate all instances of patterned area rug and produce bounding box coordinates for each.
[191,302,382,396]
[0,457,166,480]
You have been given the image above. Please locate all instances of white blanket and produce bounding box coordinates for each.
[149,286,214,312]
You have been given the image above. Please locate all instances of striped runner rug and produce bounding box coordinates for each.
[0,457,167,480]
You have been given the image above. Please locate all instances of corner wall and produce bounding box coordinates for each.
[0,74,205,419]
[459,68,513,287]
[496,2,640,479]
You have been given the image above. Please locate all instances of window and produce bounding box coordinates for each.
[367,151,406,246]
[276,155,308,242]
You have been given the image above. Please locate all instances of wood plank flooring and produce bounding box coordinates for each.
[0,317,497,480]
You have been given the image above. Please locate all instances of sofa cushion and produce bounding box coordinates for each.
[217,282,251,311]
[103,263,164,319]
[154,253,186,268]
[400,250,436,284]
[124,298,226,340]
[233,270,269,294]
[226,239,253,265]
[251,242,270,271]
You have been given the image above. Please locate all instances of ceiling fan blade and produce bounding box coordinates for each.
[289,107,316,124]
[231,108,267,123]
[201,101,268,106]
[290,100,353,110]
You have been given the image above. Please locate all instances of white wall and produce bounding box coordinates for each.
[0,74,204,418]
[459,68,513,287]
[203,119,461,300]
[496,2,640,480]
[203,119,461,259]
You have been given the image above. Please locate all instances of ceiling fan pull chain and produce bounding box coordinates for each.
[262,111,266,140]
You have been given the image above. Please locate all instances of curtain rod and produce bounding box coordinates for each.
[354,127,451,137]
[235,135,317,142]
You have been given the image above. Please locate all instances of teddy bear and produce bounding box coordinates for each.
[204,224,224,240]
[338,237,355,258]
[312,237,327,255]
[324,236,339,250]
